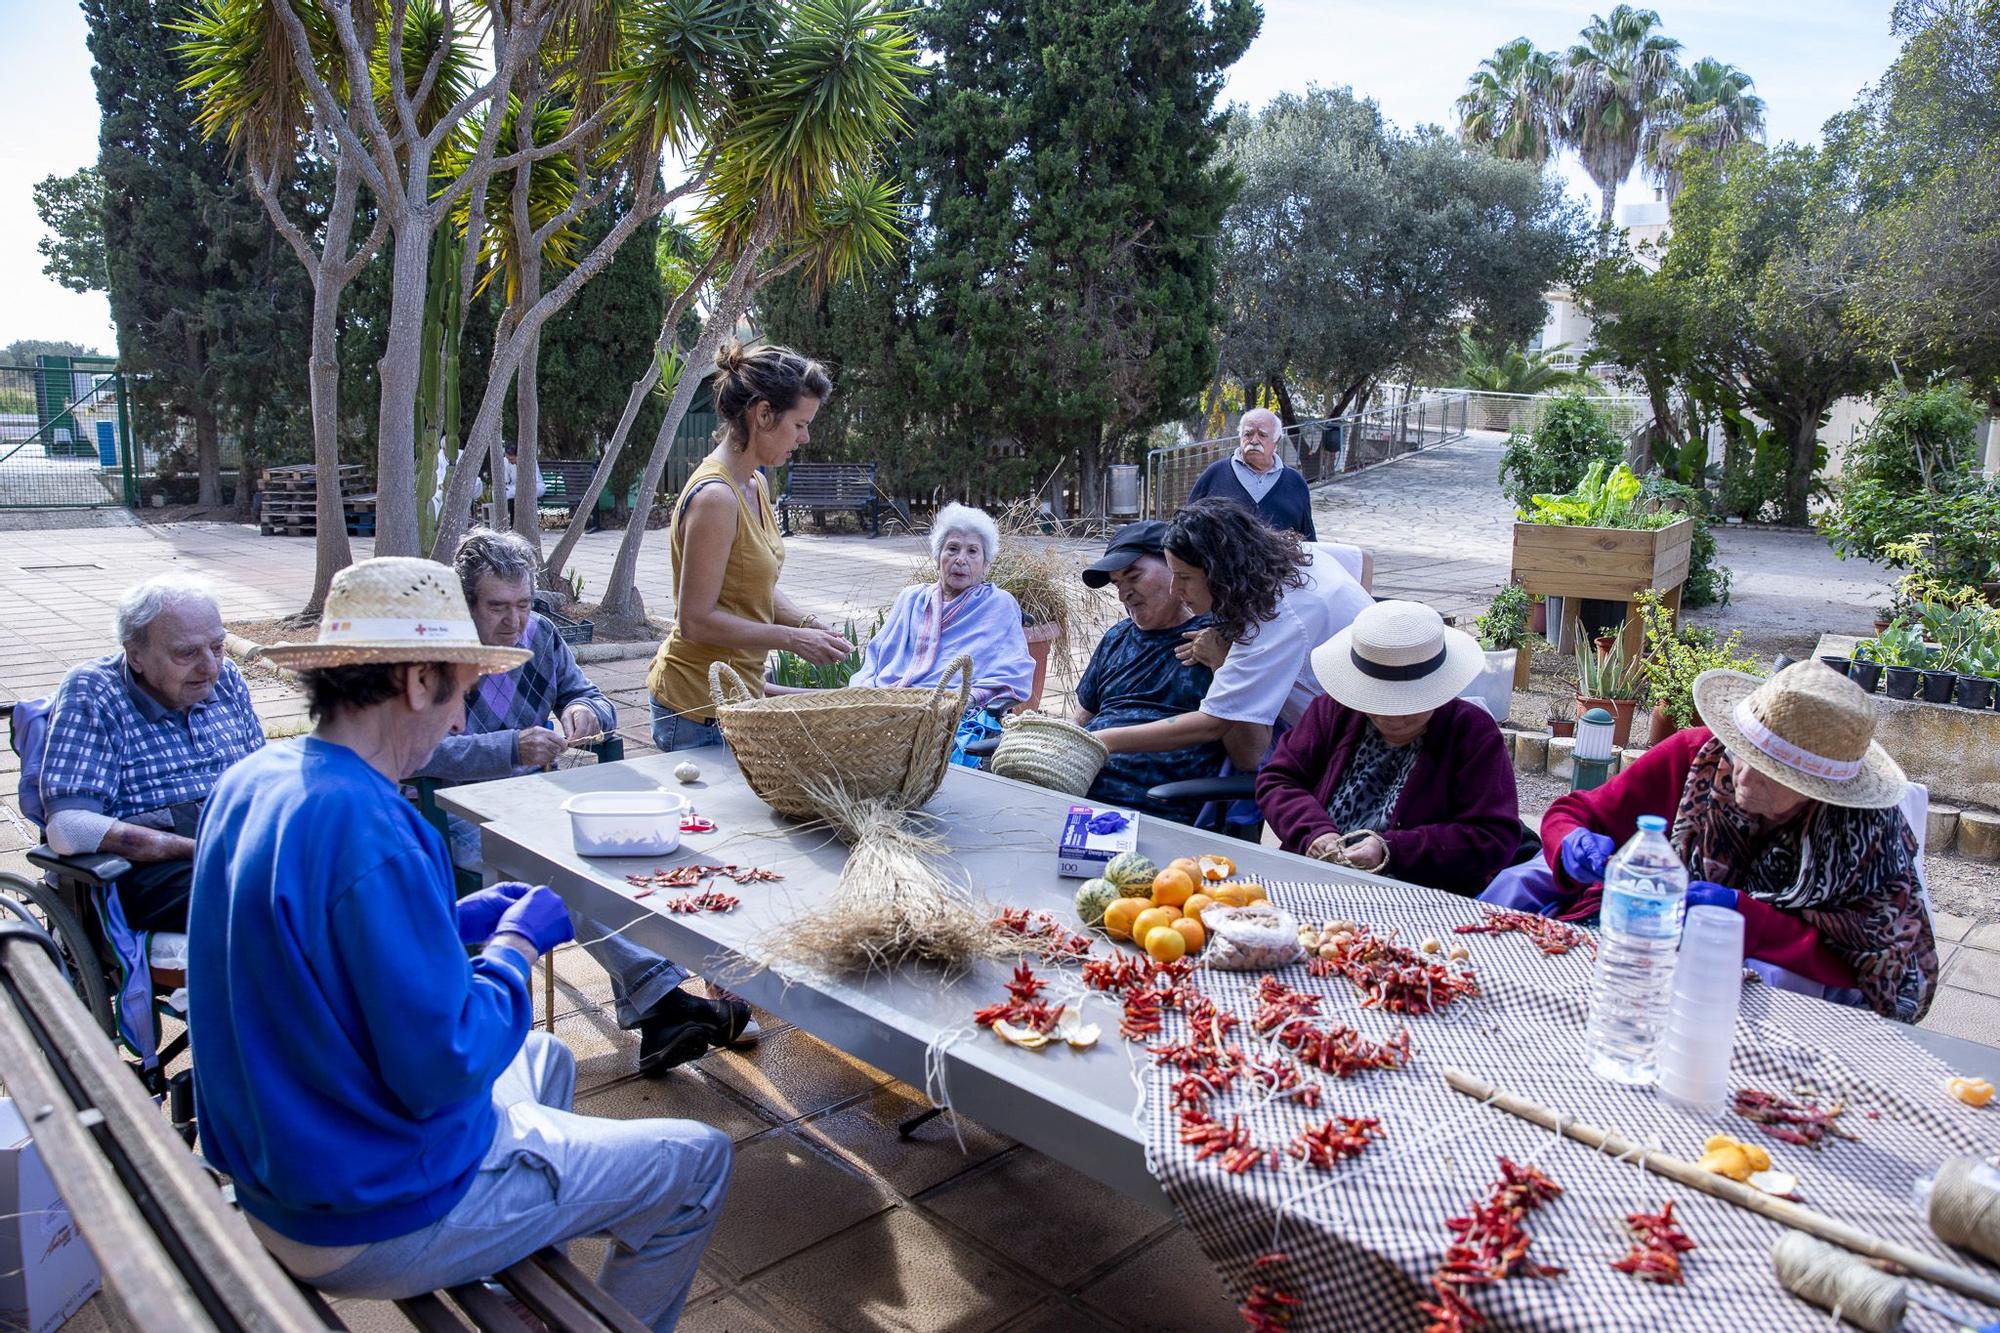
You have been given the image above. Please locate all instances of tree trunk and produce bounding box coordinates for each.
[305,257,355,615]
[1597,185,1618,255]
[599,217,777,621]
[1783,408,1822,527]
[1267,375,1299,430]
[191,399,224,510]
[373,215,433,557]
[511,245,545,556]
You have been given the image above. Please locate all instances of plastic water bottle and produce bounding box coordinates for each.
[1584,815,1688,1085]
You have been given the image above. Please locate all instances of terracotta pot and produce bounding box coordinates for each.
[1575,694,1638,748]
[1593,634,1618,661]
[1872,619,1891,635]
[1548,717,1575,739]
[1646,703,1680,748]
[1529,599,1547,636]
[1022,621,1059,711]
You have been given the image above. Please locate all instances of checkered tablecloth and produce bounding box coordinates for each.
[1142,876,2000,1332]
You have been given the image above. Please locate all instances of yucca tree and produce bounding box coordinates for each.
[1643,57,1765,201]
[1457,37,1561,166]
[584,0,922,623]
[1563,5,1683,249]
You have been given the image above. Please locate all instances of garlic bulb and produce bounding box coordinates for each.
[673,761,701,784]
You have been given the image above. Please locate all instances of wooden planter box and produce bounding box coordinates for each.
[1511,517,1693,657]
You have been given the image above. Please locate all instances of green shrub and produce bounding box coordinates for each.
[1497,392,1622,510]
[1474,583,1534,651]
[1822,380,1994,583]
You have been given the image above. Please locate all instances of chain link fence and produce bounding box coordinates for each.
[0,360,137,509]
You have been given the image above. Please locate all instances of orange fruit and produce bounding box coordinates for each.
[1211,884,1252,909]
[1151,867,1196,908]
[1145,925,1187,963]
[1167,856,1200,882]
[1183,892,1215,921]
[1237,880,1268,903]
[1132,906,1179,950]
[1102,897,1150,941]
[1170,917,1205,953]
[1197,853,1235,882]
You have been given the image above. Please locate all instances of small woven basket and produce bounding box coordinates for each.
[708,656,971,821]
[990,713,1108,796]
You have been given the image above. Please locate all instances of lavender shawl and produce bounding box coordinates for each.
[853,581,1034,708]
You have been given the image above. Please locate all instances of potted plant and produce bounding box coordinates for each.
[1917,602,1977,704]
[1636,591,1760,745]
[1847,640,1883,693]
[1951,624,2000,709]
[1474,583,1535,700]
[1873,620,1928,699]
[1574,634,1645,747]
[1510,461,1694,658]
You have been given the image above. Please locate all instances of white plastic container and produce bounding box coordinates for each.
[563,790,689,857]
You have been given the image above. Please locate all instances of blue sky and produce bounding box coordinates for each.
[0,0,1904,352]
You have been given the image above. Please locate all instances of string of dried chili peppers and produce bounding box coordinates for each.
[1287,1116,1382,1170]
[623,863,782,889]
[1732,1088,1859,1148]
[991,907,1095,962]
[1240,1252,1302,1331]
[1325,927,1479,1015]
[1418,1156,1566,1333]
[1610,1200,1695,1285]
[971,961,1062,1036]
[656,890,739,914]
[1453,907,1595,957]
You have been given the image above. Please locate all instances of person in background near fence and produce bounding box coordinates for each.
[1185,407,1317,540]
[646,341,854,751]
[190,558,731,1331]
[423,530,758,1065]
[1071,521,1226,821]
[1481,663,1938,1022]
[1255,601,1520,892]
[851,502,1034,710]
[501,440,547,506]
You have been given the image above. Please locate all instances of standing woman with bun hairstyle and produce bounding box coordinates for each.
[646,341,854,750]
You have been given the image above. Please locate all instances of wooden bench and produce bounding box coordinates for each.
[541,460,604,530]
[0,916,646,1331]
[777,462,886,536]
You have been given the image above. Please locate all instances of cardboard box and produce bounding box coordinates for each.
[1057,803,1139,878]
[0,1099,101,1333]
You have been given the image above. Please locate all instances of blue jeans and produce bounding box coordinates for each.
[650,701,723,752]
[313,1032,730,1331]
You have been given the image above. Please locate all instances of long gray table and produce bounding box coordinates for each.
[440,750,2000,1216]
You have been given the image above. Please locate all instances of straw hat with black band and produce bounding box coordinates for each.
[1692,662,1907,810]
[260,557,530,674]
[1308,600,1486,715]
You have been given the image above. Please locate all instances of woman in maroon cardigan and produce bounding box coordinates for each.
[1256,601,1520,893]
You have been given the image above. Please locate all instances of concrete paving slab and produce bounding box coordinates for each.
[706,1130,897,1275]
[916,1150,1168,1289]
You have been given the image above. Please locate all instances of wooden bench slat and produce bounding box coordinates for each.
[443,1280,542,1332]
[393,1292,474,1332]
[529,1248,650,1333]
[497,1257,614,1332]
[3,939,329,1332]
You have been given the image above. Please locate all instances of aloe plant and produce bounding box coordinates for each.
[1575,635,1645,700]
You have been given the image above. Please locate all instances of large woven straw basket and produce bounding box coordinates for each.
[708,656,971,820]
[990,713,1107,796]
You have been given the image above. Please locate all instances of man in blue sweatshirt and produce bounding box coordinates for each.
[1185,407,1317,540]
[189,558,730,1330]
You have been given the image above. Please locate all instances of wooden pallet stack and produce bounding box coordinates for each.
[258,464,370,537]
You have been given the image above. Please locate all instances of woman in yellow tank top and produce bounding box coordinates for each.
[646,341,854,751]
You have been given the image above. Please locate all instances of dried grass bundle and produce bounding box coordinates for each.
[761,780,1012,979]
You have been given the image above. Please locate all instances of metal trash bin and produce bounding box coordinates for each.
[1106,463,1142,518]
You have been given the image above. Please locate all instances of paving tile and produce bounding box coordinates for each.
[1939,948,2000,999]
[575,1066,777,1143]
[1918,986,2000,1044]
[554,1007,644,1087]
[702,1025,893,1123]
[676,1292,805,1332]
[1963,922,2000,951]
[1076,1225,1239,1329]
[564,1234,722,1304]
[1932,910,1976,944]
[707,1129,898,1275]
[754,1204,1045,1333]
[917,1150,1166,1288]
[797,1081,1013,1200]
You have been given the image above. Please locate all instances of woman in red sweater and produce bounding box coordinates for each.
[1256,601,1520,892]
[1481,662,1937,1023]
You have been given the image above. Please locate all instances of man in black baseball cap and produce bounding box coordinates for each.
[1081,520,1170,589]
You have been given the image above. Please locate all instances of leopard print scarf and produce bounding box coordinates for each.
[1669,738,1937,1023]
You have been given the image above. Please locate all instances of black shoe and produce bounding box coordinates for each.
[635,989,752,1077]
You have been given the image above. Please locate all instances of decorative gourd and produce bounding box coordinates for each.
[1074,878,1120,928]
[1103,852,1158,893]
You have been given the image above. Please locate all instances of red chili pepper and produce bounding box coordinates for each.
[1732,1088,1858,1148]
[1454,906,1595,957]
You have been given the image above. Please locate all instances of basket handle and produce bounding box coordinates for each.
[708,660,757,712]
[931,653,973,719]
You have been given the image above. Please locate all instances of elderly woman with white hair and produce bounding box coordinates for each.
[851,502,1035,710]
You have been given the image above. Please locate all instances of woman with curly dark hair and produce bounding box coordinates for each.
[1093,498,1372,771]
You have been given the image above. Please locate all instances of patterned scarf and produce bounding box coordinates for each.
[1669,737,1938,1023]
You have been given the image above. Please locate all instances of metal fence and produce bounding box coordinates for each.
[1144,390,1470,519]
[1455,390,1654,439]
[0,360,137,509]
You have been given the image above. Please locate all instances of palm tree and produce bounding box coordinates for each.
[1457,37,1561,166]
[1457,332,1600,395]
[1563,5,1683,249]
[1643,57,1766,201]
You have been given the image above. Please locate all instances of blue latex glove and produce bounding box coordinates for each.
[494,885,575,953]
[1558,829,1617,885]
[454,881,533,945]
[1686,881,1740,912]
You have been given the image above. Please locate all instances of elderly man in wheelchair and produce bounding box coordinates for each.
[5,572,265,1088]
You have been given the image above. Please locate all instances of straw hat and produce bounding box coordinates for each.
[1692,662,1906,809]
[1309,600,1485,716]
[260,557,530,674]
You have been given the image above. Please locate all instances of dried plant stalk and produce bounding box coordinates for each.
[761,780,1011,978]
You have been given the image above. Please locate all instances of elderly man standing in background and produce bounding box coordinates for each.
[1185,407,1317,540]
[191,557,730,1329]
[33,572,265,934]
